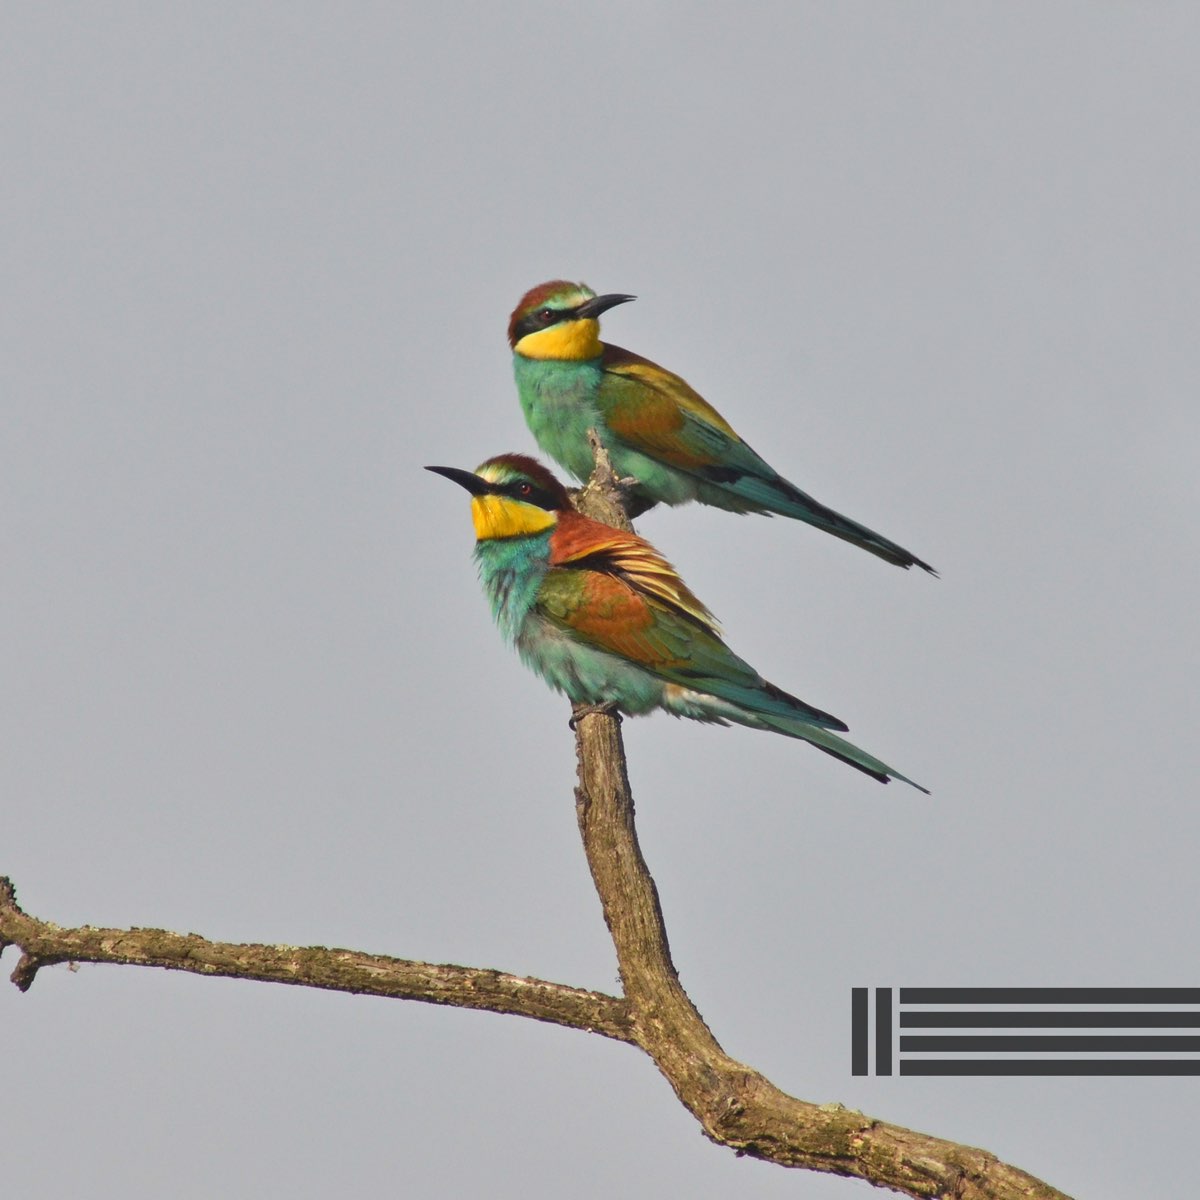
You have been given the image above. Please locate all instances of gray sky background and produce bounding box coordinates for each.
[4,5,1198,1197]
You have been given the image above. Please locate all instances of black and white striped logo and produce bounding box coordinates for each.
[852,988,1200,1076]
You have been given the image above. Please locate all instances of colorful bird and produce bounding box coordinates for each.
[509,280,935,574]
[427,454,927,791]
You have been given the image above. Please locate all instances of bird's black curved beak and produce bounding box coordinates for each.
[573,292,636,320]
[425,465,490,495]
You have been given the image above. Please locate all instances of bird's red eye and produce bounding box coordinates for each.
[537,308,556,323]
[517,482,533,497]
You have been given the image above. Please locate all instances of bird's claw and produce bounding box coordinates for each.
[569,702,623,730]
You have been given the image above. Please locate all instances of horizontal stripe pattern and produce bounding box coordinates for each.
[854,987,1200,1076]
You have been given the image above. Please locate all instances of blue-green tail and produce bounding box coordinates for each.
[705,466,936,574]
[757,712,929,793]
[673,667,929,792]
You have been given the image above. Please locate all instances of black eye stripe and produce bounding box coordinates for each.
[501,479,556,509]
[513,304,577,342]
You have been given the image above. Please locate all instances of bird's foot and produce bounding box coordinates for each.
[569,702,623,730]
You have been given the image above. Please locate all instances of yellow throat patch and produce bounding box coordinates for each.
[471,494,557,541]
[514,318,603,361]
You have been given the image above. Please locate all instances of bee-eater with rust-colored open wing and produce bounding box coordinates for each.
[427,454,927,791]
[509,280,935,574]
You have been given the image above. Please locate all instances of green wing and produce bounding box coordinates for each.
[598,343,769,475]
[537,565,846,732]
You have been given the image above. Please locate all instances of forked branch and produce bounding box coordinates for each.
[0,437,1070,1199]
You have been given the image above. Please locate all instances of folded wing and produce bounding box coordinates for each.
[542,517,847,732]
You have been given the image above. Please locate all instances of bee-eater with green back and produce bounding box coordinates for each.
[427,454,927,791]
[509,280,935,574]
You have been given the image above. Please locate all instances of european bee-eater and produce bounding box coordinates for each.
[427,454,927,791]
[509,280,935,574]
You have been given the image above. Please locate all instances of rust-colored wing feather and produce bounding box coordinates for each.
[549,511,719,636]
[539,513,847,732]
[598,344,745,471]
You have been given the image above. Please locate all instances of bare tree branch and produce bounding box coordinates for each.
[0,877,633,1040]
[0,432,1072,1199]
[569,648,1069,1199]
